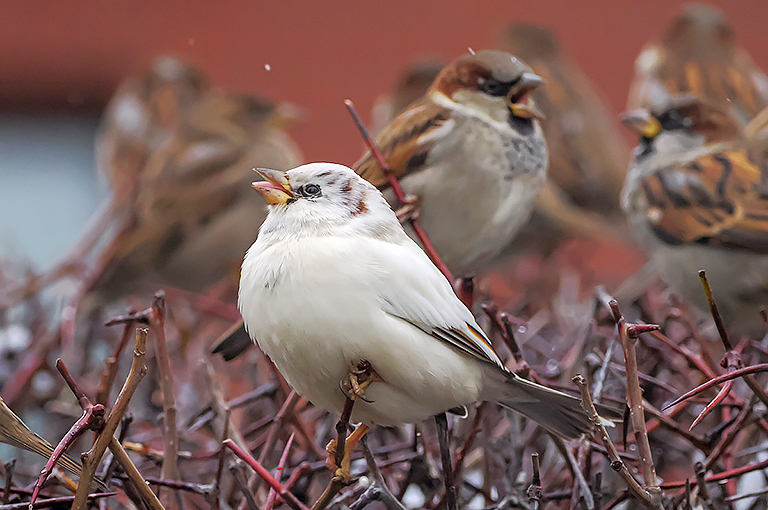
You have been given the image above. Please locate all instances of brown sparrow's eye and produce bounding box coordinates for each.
[478,77,514,97]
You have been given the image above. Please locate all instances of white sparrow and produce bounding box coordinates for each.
[354,50,548,274]
[86,65,302,302]
[239,163,616,473]
[622,95,768,335]
[628,4,768,126]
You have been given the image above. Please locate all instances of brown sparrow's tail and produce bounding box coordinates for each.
[497,373,620,439]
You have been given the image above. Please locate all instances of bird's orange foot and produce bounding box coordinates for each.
[324,424,370,481]
[340,360,383,403]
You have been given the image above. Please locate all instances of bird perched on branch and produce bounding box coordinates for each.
[354,50,548,274]
[83,57,303,305]
[498,23,629,244]
[622,95,768,335]
[628,4,768,126]
[239,163,618,479]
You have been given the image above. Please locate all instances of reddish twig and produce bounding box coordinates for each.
[344,99,452,281]
[664,363,768,410]
[265,432,296,510]
[28,360,105,508]
[223,439,311,510]
[97,318,136,405]
[0,492,115,509]
[699,271,768,408]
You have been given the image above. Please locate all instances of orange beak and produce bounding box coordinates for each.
[252,168,293,205]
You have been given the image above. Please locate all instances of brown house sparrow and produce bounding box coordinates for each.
[628,4,768,126]
[96,56,209,205]
[84,60,302,304]
[498,23,629,226]
[622,95,768,335]
[355,50,548,274]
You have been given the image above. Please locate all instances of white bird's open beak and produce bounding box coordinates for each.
[252,168,294,205]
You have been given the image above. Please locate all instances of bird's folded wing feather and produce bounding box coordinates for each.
[354,99,452,188]
[371,240,506,369]
[638,145,768,252]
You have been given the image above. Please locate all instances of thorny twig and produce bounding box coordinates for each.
[573,374,661,509]
[28,359,105,508]
[610,300,663,506]
[148,292,181,489]
[699,270,768,409]
[71,328,149,510]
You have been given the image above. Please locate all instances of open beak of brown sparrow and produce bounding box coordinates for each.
[252,168,294,205]
[507,72,545,120]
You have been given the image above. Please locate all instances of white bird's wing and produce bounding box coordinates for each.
[373,239,506,370]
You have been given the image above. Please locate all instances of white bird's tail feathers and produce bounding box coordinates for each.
[498,373,620,439]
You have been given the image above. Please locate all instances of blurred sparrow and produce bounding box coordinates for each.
[622,95,768,334]
[628,4,768,126]
[86,62,302,301]
[0,397,83,479]
[96,55,209,204]
[355,50,548,274]
[498,23,629,232]
[240,163,617,476]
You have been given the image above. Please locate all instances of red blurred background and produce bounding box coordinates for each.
[1,0,766,164]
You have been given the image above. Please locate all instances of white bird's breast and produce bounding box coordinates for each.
[399,114,548,273]
[239,236,484,425]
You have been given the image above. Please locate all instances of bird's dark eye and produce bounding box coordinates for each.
[658,110,689,131]
[478,77,514,97]
[300,183,321,197]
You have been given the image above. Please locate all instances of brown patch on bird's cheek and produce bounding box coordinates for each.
[351,197,369,217]
[341,178,353,193]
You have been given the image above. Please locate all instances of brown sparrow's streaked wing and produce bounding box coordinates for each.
[355,99,450,188]
[499,23,629,216]
[369,60,445,135]
[628,4,768,124]
[635,145,768,251]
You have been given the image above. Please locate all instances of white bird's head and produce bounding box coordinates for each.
[251,162,404,240]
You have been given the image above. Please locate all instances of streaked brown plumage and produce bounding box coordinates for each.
[355,50,548,274]
[86,58,303,302]
[622,95,768,334]
[628,4,768,126]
